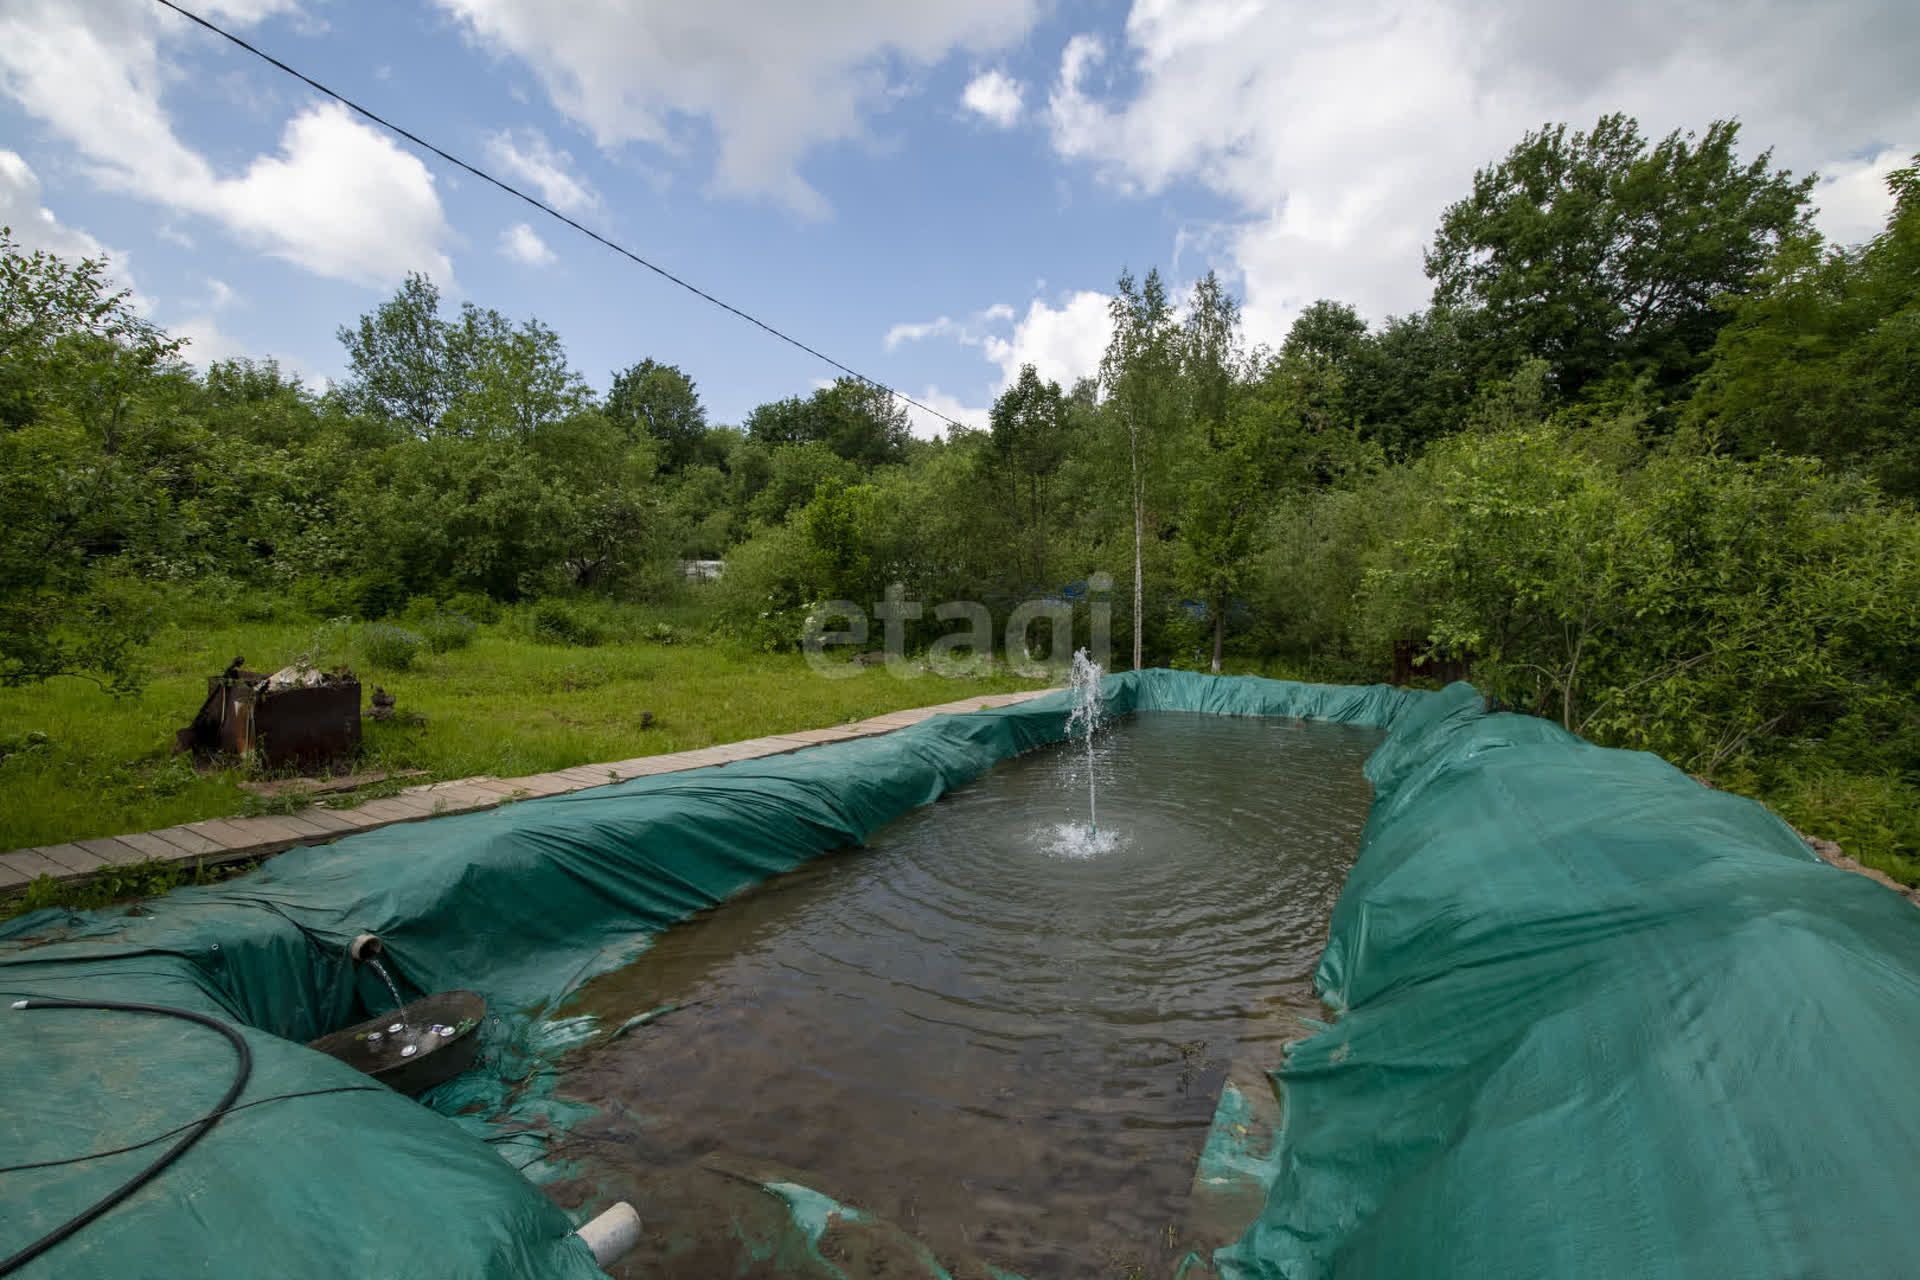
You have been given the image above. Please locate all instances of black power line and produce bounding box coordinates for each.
[148,0,964,432]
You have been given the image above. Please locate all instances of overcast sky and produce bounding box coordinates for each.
[1,0,1914,435]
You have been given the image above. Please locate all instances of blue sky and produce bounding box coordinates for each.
[2,0,1914,435]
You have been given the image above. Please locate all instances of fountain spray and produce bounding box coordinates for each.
[1067,648,1104,833]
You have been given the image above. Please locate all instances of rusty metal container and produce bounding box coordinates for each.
[177,669,362,768]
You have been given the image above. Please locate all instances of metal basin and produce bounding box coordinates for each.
[307,990,486,1097]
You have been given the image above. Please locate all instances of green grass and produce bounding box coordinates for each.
[0,605,1050,852]
[1743,766,1920,887]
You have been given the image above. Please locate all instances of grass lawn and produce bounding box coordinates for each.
[0,610,1051,853]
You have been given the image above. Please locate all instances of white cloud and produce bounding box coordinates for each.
[981,291,1112,392]
[1813,148,1912,248]
[886,316,963,350]
[499,221,556,265]
[901,385,988,439]
[435,0,1040,216]
[1043,0,1920,345]
[1046,34,1111,164]
[961,69,1024,128]
[889,292,1111,414]
[219,103,454,286]
[0,149,112,263]
[0,1,453,289]
[484,127,600,213]
[884,302,1017,352]
[170,312,252,365]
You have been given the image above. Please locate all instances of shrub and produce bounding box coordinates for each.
[290,577,353,618]
[358,622,425,670]
[529,598,606,647]
[417,610,477,653]
[441,590,503,625]
[347,571,408,620]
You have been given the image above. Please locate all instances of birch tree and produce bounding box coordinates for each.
[1099,269,1177,670]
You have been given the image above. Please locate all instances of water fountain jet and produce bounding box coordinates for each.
[1067,648,1105,834]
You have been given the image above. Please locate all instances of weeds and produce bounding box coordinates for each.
[4,856,259,921]
[358,622,426,671]
[528,598,606,647]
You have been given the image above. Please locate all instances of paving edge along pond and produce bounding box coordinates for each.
[3,672,1917,1279]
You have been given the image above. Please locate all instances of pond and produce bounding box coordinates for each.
[545,710,1382,1278]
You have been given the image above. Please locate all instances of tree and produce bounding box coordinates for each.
[1687,155,1920,497]
[0,228,190,690]
[744,377,911,469]
[987,364,1068,588]
[337,276,589,441]
[1342,310,1475,458]
[1281,299,1368,371]
[1426,114,1813,397]
[335,273,461,433]
[440,306,590,441]
[608,358,708,471]
[1172,272,1245,671]
[1100,267,1177,670]
[747,441,860,527]
[802,477,879,603]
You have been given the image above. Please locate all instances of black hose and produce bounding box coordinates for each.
[0,998,253,1278]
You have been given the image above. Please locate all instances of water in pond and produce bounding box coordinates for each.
[546,711,1382,1278]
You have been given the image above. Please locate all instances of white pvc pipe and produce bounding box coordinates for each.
[575,1201,641,1270]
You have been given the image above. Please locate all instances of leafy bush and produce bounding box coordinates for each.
[347,571,409,621]
[358,622,425,670]
[290,577,353,618]
[441,590,503,625]
[1351,419,1920,779]
[417,610,477,653]
[711,522,816,652]
[528,598,605,647]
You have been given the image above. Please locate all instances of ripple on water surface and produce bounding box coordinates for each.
[548,711,1382,1278]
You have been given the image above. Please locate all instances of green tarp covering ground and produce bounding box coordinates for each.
[3,671,1913,1278]
[1216,682,1920,1279]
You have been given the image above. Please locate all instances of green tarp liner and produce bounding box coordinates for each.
[0,672,1417,1279]
[6,671,1912,1278]
[1215,681,1920,1279]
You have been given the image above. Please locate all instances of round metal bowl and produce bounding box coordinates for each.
[307,989,487,1097]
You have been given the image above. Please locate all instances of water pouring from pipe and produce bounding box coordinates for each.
[367,958,407,1029]
[315,933,487,1095]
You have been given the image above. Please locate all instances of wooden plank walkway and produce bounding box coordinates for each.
[0,689,1056,894]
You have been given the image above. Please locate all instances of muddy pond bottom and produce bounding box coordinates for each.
[546,711,1382,1278]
